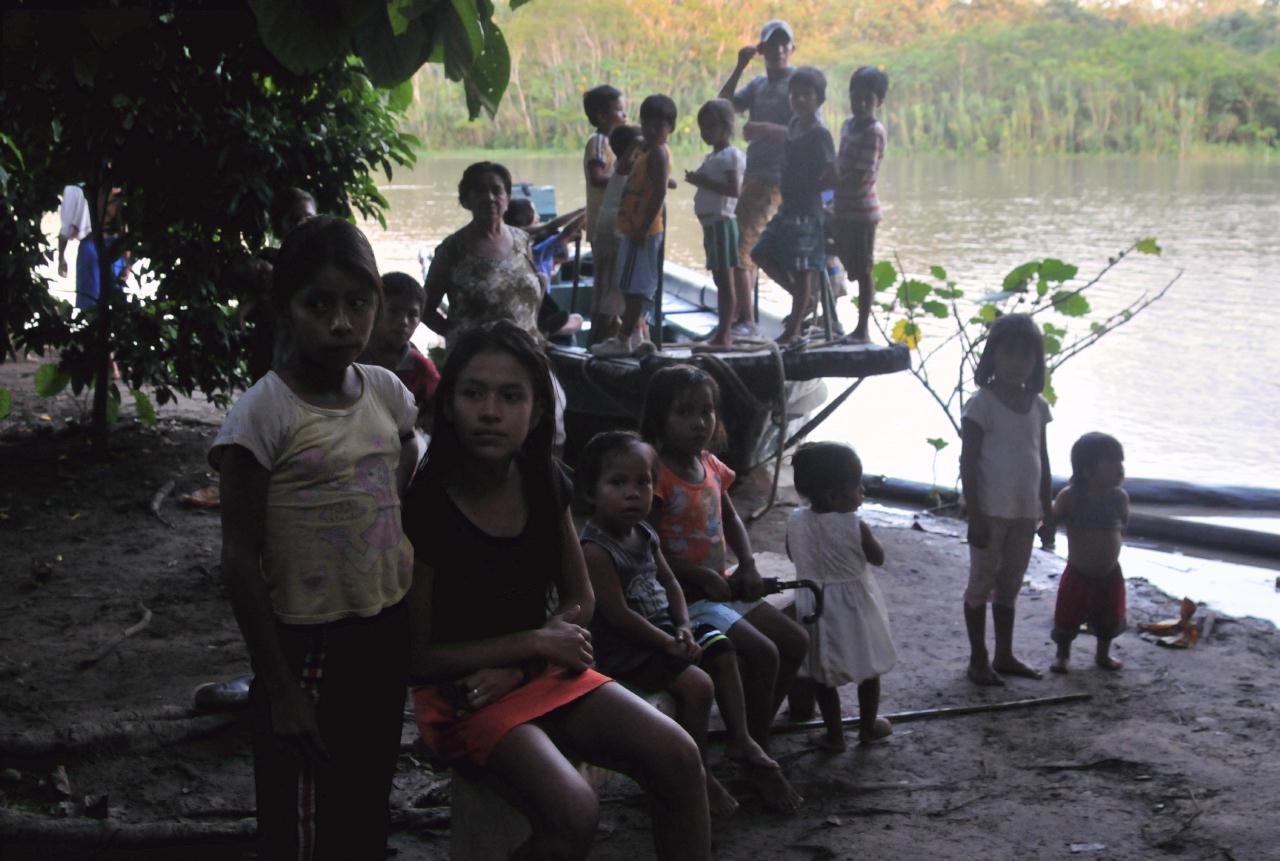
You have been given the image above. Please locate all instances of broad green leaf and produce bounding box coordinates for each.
[929,265,947,281]
[1044,334,1062,355]
[461,21,510,119]
[354,5,436,88]
[105,386,121,424]
[1002,261,1039,292]
[922,300,949,318]
[1043,370,1057,406]
[1042,322,1066,337]
[1135,237,1161,256]
[0,132,24,168]
[978,304,998,322]
[1051,290,1090,317]
[1090,322,1106,334]
[0,387,10,420]
[249,0,352,75]
[934,286,963,300]
[34,364,70,397]
[443,0,484,78]
[872,260,897,292]
[131,388,157,426]
[891,319,920,349]
[1039,258,1078,282]
[897,279,932,307]
[926,437,949,451]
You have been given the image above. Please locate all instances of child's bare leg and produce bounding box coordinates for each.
[813,684,845,751]
[856,677,892,744]
[731,267,754,328]
[702,650,775,769]
[725,619,803,814]
[851,264,872,341]
[709,268,735,346]
[545,683,710,860]
[777,272,812,344]
[742,602,809,727]
[618,294,647,337]
[1051,635,1072,674]
[1096,637,1122,671]
[991,602,1043,679]
[484,723,600,859]
[964,601,1004,686]
[668,665,738,818]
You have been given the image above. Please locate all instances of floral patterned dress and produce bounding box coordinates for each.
[431,225,542,351]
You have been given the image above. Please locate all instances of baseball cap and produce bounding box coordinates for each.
[760,19,793,45]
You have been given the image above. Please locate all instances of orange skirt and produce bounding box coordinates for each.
[413,667,610,767]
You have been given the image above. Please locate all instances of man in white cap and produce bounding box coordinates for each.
[717,19,796,336]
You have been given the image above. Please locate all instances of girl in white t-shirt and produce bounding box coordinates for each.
[960,313,1055,686]
[685,99,750,347]
[211,216,421,859]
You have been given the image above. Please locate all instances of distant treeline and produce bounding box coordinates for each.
[400,0,1279,156]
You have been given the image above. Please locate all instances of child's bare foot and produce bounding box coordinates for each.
[725,737,777,770]
[968,661,1005,686]
[1095,654,1123,671]
[706,773,739,818]
[858,717,893,745]
[991,657,1043,680]
[1050,654,1070,674]
[746,764,803,815]
[814,731,846,752]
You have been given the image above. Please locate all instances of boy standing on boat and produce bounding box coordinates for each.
[583,85,628,344]
[591,95,676,358]
[685,99,748,348]
[833,67,889,344]
[718,18,797,337]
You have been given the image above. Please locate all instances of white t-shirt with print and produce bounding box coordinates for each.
[693,146,746,225]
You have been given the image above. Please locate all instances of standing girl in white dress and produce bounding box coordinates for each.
[787,442,897,751]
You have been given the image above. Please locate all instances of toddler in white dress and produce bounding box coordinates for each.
[787,442,896,751]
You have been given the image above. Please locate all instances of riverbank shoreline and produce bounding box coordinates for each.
[2,353,1278,859]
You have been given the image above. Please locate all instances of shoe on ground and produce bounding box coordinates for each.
[731,321,758,337]
[590,334,634,358]
[192,674,253,712]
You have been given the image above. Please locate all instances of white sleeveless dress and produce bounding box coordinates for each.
[788,507,897,686]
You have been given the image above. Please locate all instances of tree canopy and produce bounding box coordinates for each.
[1,1,524,434]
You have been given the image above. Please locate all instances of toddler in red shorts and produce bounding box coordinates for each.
[1050,432,1129,673]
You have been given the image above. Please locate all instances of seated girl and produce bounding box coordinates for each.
[402,321,710,859]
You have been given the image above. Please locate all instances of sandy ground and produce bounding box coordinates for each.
[2,353,1279,860]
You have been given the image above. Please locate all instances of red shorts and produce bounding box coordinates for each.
[413,667,610,767]
[1052,562,1127,642]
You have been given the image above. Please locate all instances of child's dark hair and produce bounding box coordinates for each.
[639,364,723,449]
[577,431,657,511]
[974,313,1047,393]
[424,320,560,498]
[609,124,643,160]
[696,98,735,132]
[272,215,382,316]
[1070,432,1124,486]
[850,66,889,103]
[457,161,512,207]
[269,187,315,237]
[789,66,827,106]
[583,84,622,126]
[793,442,863,508]
[504,198,537,228]
[381,271,425,307]
[639,94,678,128]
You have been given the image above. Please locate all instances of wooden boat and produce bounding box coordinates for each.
[544,248,910,474]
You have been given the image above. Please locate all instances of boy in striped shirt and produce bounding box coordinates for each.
[833,66,889,344]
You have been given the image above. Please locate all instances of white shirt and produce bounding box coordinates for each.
[693,146,746,224]
[962,387,1053,519]
[59,185,91,241]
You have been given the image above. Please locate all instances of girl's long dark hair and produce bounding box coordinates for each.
[973,312,1047,393]
[423,320,562,508]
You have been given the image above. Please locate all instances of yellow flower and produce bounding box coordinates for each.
[892,319,920,349]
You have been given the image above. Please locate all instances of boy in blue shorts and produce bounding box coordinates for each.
[685,99,748,348]
[833,66,889,343]
[592,95,676,358]
[750,67,836,347]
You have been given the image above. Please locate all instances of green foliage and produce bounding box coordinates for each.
[927,437,949,451]
[34,364,71,398]
[132,389,157,426]
[875,239,1180,444]
[394,1,1278,155]
[0,388,10,420]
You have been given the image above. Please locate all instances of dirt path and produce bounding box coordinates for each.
[2,354,1278,860]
